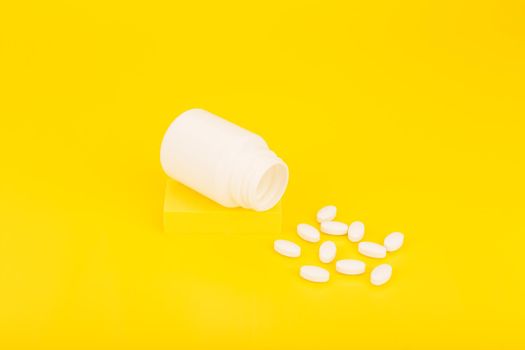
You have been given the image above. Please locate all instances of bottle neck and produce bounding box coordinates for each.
[229,149,288,212]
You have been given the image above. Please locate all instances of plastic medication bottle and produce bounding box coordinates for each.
[160,108,289,212]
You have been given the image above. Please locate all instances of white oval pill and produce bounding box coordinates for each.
[300,265,330,283]
[371,264,392,286]
[358,241,387,258]
[335,259,366,275]
[348,221,365,242]
[316,205,337,223]
[320,221,348,235]
[274,240,301,258]
[319,241,336,263]
[297,223,321,243]
[384,232,404,252]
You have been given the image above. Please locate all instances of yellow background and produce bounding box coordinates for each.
[1,0,525,348]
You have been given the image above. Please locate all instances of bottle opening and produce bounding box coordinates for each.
[250,161,288,211]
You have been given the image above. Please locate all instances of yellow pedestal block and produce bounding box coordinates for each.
[163,179,282,234]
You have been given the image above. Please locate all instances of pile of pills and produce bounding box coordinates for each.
[274,205,404,286]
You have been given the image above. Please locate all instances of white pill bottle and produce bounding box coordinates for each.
[160,108,289,212]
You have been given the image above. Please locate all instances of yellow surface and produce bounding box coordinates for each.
[163,179,282,234]
[1,0,525,349]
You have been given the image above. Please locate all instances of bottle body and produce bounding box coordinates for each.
[160,109,288,211]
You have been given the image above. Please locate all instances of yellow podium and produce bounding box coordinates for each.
[163,179,282,234]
